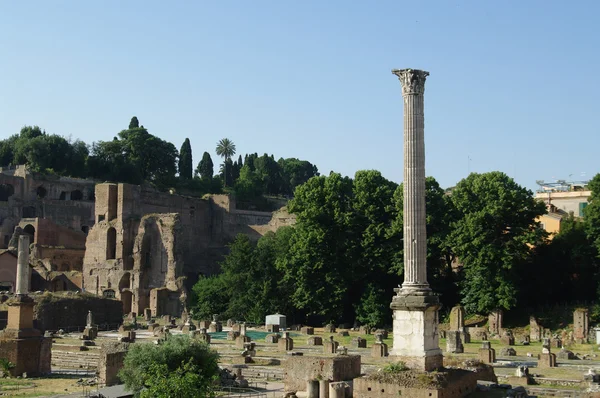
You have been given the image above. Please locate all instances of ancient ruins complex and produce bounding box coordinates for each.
[0,166,294,316]
[390,69,443,371]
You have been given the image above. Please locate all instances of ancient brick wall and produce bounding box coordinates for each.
[32,293,123,331]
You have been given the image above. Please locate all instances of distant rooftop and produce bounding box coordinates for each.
[535,179,589,193]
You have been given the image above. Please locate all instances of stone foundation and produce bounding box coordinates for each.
[283,355,361,391]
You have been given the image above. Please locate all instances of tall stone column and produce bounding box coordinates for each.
[15,235,30,295]
[389,69,443,371]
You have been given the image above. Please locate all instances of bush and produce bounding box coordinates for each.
[383,361,409,373]
[118,335,219,396]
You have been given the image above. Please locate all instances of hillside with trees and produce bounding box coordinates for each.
[0,118,319,205]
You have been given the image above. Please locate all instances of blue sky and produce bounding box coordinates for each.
[1,1,598,191]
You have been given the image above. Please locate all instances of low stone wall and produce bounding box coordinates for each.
[283,355,361,391]
[354,369,478,398]
[32,293,122,331]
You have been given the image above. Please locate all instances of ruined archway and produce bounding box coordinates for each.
[23,224,35,243]
[119,273,131,291]
[106,227,116,260]
[121,290,133,315]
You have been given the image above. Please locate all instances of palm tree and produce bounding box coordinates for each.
[216,138,236,187]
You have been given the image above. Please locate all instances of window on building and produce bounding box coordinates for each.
[106,227,117,260]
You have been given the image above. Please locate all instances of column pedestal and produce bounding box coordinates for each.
[390,288,443,371]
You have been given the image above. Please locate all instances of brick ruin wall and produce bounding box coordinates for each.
[32,293,123,331]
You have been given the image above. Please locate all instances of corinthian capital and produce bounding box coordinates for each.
[392,68,429,96]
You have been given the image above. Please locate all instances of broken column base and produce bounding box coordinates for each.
[538,353,557,368]
[389,288,443,371]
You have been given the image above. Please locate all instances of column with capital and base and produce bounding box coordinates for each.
[389,68,443,371]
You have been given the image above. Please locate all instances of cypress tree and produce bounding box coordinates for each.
[129,116,139,129]
[178,138,193,180]
[196,151,214,180]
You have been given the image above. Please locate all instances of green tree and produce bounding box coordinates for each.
[524,214,599,306]
[585,173,600,256]
[141,360,212,398]
[234,164,262,203]
[215,138,236,187]
[196,151,214,180]
[450,172,546,314]
[129,116,140,129]
[278,158,320,195]
[178,138,193,181]
[119,335,219,397]
[277,173,355,322]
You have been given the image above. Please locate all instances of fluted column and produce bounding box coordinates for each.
[15,235,30,295]
[392,68,430,291]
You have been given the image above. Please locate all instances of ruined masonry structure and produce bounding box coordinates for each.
[83,183,295,317]
[389,68,443,371]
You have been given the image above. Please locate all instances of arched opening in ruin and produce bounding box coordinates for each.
[121,290,133,314]
[119,273,131,291]
[23,224,35,243]
[81,225,89,235]
[59,191,67,200]
[0,184,14,201]
[71,190,83,201]
[22,206,36,218]
[36,186,47,199]
[102,289,115,298]
[106,227,116,260]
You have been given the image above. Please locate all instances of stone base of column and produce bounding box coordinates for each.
[390,289,443,372]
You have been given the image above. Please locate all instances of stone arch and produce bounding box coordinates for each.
[119,273,131,291]
[71,190,83,201]
[23,224,35,243]
[36,186,47,199]
[0,184,14,201]
[59,191,67,200]
[106,227,116,260]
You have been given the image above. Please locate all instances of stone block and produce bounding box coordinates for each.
[147,323,160,332]
[352,337,367,348]
[374,329,388,339]
[530,316,542,342]
[446,330,463,353]
[301,326,314,335]
[266,324,279,333]
[227,330,240,341]
[550,337,562,349]
[226,318,234,327]
[438,330,446,339]
[337,330,349,337]
[208,322,222,333]
[235,335,251,348]
[538,352,557,368]
[324,339,339,354]
[198,320,210,329]
[557,348,575,360]
[359,325,371,334]
[83,326,98,340]
[98,343,128,387]
[500,347,517,356]
[307,336,323,346]
[283,355,361,391]
[574,308,589,341]
[323,324,336,333]
[278,337,294,351]
[500,334,515,346]
[479,348,496,364]
[265,333,280,343]
[371,342,388,358]
[449,305,465,330]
